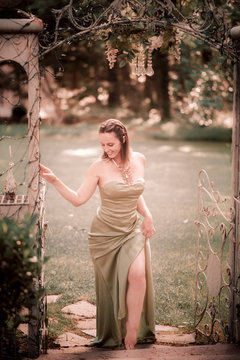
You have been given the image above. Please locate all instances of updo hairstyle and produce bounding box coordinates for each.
[99,119,130,164]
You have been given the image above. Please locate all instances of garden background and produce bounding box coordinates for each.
[0,0,238,340]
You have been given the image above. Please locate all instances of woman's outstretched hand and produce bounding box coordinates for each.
[40,164,57,184]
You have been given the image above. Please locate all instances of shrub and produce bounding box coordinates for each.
[0,214,44,356]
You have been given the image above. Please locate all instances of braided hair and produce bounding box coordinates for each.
[99,119,130,164]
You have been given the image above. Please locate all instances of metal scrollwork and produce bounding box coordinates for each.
[194,169,233,342]
[37,0,239,62]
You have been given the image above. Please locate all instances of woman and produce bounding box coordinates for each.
[40,119,156,350]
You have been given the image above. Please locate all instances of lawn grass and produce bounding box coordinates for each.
[144,122,232,142]
[39,129,232,335]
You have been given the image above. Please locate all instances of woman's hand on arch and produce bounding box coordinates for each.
[39,161,99,207]
[40,164,57,184]
[141,215,156,239]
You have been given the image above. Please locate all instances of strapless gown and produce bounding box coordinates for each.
[88,179,156,348]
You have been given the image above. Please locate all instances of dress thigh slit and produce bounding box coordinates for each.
[90,235,156,348]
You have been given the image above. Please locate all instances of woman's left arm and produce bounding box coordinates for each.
[137,195,156,239]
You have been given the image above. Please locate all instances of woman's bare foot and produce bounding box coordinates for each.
[124,322,137,350]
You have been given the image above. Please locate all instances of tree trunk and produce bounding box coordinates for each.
[40,68,64,124]
[152,52,171,121]
[119,64,143,113]
[108,66,121,107]
[145,75,156,108]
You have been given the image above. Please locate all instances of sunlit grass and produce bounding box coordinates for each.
[146,122,232,142]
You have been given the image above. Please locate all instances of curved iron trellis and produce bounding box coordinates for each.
[195,169,234,343]
[36,0,238,62]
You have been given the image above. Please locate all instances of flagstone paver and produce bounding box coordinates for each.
[61,300,96,318]
[81,329,96,337]
[157,332,196,344]
[76,318,96,329]
[155,324,179,333]
[55,332,90,347]
[64,314,82,320]
[47,294,62,304]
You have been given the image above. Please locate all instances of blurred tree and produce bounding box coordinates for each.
[144,0,177,121]
[108,66,121,107]
[171,36,233,125]
[152,52,171,121]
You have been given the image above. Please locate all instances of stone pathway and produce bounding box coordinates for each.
[37,300,240,360]
[54,300,196,348]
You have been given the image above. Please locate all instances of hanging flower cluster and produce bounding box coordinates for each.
[105,30,181,77]
[105,35,165,77]
[105,40,118,69]
[132,36,164,77]
[168,29,181,62]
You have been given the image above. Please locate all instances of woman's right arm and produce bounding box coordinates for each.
[40,162,99,207]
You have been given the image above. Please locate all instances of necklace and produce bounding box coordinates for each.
[112,159,133,185]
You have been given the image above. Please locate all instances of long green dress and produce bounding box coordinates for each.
[88,179,156,348]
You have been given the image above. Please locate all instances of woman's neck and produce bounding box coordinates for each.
[112,154,122,166]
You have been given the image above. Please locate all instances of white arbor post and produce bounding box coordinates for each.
[0,17,45,358]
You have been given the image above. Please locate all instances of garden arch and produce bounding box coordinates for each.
[0,16,47,358]
[0,1,239,356]
[39,0,240,344]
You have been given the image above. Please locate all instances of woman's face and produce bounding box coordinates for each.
[99,131,122,159]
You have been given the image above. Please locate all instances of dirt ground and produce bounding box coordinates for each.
[39,343,240,360]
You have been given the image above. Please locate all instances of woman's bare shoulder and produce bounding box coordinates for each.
[132,151,146,165]
[88,157,110,172]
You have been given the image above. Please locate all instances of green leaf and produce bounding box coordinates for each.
[119,59,126,68]
[2,222,8,234]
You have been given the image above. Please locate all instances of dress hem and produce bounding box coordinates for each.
[89,335,156,349]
